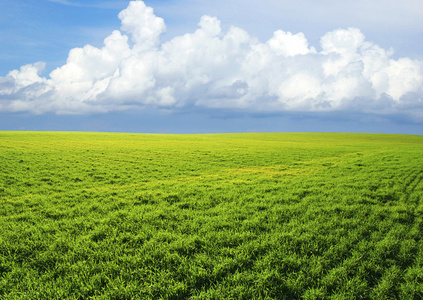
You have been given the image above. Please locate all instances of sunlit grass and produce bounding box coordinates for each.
[0,131,422,299]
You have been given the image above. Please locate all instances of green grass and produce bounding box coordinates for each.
[0,131,422,299]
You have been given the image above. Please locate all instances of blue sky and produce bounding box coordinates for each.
[1,0,422,134]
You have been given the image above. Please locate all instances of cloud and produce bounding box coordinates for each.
[1,0,422,120]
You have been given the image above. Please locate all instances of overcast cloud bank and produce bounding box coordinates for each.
[0,0,422,121]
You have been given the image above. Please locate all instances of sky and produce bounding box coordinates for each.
[0,0,422,134]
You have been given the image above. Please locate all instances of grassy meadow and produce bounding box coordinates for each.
[0,131,422,299]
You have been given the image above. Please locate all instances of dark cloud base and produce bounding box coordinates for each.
[1,110,421,135]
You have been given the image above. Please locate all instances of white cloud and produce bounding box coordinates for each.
[118,1,166,50]
[0,0,422,120]
[7,62,47,89]
[268,30,316,57]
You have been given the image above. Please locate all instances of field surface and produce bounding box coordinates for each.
[0,131,423,299]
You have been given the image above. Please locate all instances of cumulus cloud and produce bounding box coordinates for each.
[0,0,422,120]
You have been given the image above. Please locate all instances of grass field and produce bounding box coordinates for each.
[0,131,422,299]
